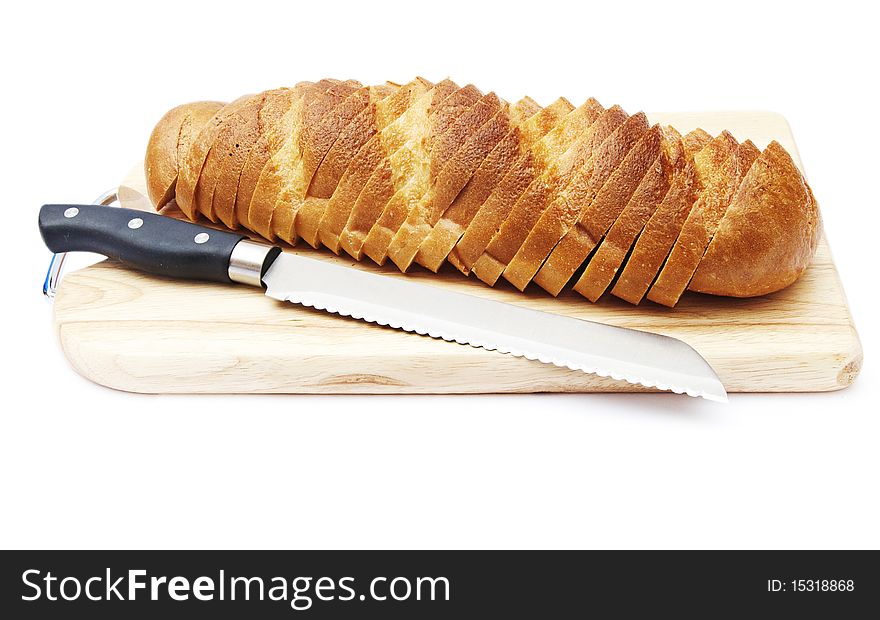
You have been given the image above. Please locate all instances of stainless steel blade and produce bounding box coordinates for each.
[262,253,727,401]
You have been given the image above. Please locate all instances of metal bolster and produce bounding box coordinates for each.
[43,189,119,299]
[228,240,279,288]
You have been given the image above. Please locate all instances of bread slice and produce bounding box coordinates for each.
[208,93,268,229]
[245,82,325,240]
[688,141,820,297]
[234,88,297,231]
[500,106,630,292]
[338,81,477,261]
[293,84,395,248]
[469,99,604,286]
[383,92,506,270]
[448,98,576,278]
[145,101,223,209]
[532,112,651,295]
[175,95,252,220]
[573,126,682,301]
[317,78,436,254]
[646,133,760,306]
[609,128,711,304]
[415,96,543,272]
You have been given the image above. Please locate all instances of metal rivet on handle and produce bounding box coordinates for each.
[63,207,79,218]
[194,232,210,244]
[127,217,143,229]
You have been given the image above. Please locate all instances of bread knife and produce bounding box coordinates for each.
[38,204,727,401]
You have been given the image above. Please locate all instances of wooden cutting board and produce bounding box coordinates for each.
[53,111,862,394]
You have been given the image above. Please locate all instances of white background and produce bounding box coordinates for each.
[1,0,877,549]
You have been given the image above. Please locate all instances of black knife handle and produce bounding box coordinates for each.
[39,204,248,283]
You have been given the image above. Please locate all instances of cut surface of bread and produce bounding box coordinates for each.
[270,80,365,244]
[503,106,629,292]
[464,99,582,284]
[245,82,324,240]
[351,82,483,264]
[470,99,604,286]
[310,84,403,250]
[387,92,506,271]
[318,78,435,254]
[687,141,819,297]
[532,112,651,295]
[415,96,543,272]
[502,103,642,291]
[573,126,681,301]
[335,80,456,260]
[610,128,711,304]
[647,133,759,306]
[472,98,606,287]
[292,85,388,248]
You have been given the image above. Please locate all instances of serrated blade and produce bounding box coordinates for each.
[262,253,727,401]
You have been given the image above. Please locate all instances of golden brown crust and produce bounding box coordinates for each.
[274,80,365,244]
[506,106,630,292]
[209,94,267,229]
[192,97,256,222]
[573,127,681,301]
[456,98,576,279]
[416,97,544,272]
[688,141,820,296]
[298,81,362,185]
[533,112,651,295]
[345,81,476,263]
[144,101,223,209]
[271,80,363,244]
[234,88,296,230]
[473,98,605,287]
[647,133,759,306]
[449,97,574,274]
[295,85,396,248]
[610,128,710,304]
[175,97,251,220]
[502,100,631,291]
[387,92,505,271]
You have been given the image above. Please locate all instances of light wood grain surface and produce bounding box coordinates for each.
[54,111,862,394]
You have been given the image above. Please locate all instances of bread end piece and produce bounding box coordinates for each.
[688,141,820,297]
[144,101,224,209]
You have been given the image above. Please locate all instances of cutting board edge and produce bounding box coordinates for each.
[54,311,863,395]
